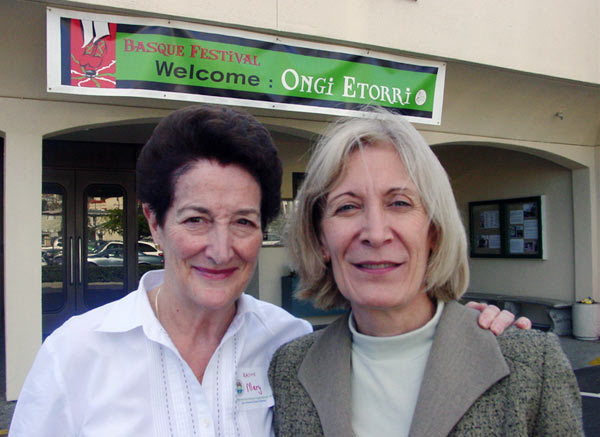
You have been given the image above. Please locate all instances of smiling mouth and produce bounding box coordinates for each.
[193,266,238,279]
[354,262,400,270]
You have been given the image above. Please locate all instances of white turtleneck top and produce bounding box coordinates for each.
[349,300,444,437]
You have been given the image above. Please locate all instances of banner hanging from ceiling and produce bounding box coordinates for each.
[47,8,446,124]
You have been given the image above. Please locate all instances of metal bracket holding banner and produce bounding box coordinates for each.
[47,7,446,125]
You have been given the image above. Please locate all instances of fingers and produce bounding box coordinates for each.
[475,304,501,329]
[489,310,516,335]
[465,301,488,312]
[514,316,532,330]
[467,300,533,334]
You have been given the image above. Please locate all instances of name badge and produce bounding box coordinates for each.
[236,367,274,409]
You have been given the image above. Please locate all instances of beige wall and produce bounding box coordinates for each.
[271,132,312,199]
[426,63,599,148]
[257,246,289,307]
[3,128,42,402]
[5,2,598,151]
[435,145,575,300]
[53,0,600,83]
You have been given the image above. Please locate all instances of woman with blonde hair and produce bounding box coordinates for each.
[269,108,582,436]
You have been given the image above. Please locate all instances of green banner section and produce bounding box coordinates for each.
[115,32,438,113]
[49,7,444,123]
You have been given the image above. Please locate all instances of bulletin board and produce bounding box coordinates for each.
[469,196,543,259]
[470,201,502,256]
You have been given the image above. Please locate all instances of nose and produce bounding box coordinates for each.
[360,205,392,247]
[205,225,234,264]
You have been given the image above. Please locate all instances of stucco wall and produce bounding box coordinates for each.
[3,2,598,152]
[54,0,600,84]
[271,132,312,199]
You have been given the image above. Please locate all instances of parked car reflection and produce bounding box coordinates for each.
[42,248,63,266]
[87,245,164,267]
[48,240,163,266]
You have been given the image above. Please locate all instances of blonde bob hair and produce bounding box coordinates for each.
[287,107,469,310]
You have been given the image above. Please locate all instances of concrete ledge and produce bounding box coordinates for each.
[460,292,573,335]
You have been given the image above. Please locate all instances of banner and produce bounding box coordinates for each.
[47,8,445,124]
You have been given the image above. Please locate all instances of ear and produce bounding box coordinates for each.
[143,203,162,247]
[318,234,331,263]
[427,224,438,254]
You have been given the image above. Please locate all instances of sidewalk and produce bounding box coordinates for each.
[560,336,600,437]
[558,335,600,369]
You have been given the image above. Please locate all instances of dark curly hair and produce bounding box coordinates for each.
[137,105,282,229]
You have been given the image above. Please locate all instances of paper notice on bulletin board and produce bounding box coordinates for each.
[524,220,538,239]
[510,238,524,254]
[480,210,499,229]
[509,209,524,224]
[488,234,501,249]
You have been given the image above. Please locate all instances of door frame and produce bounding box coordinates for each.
[42,168,137,336]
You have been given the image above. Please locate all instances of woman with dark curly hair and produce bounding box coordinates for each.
[10,105,312,436]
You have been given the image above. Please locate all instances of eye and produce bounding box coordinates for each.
[185,216,207,224]
[335,204,358,214]
[391,200,411,208]
[236,218,257,227]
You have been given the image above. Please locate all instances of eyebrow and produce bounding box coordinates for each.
[327,191,357,203]
[235,208,261,217]
[386,187,416,196]
[328,186,414,202]
[176,205,260,217]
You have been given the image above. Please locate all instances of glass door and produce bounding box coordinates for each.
[42,183,71,316]
[42,169,136,337]
[84,184,127,308]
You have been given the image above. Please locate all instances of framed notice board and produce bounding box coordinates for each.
[469,196,544,259]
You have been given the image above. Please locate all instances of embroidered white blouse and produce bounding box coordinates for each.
[10,270,312,437]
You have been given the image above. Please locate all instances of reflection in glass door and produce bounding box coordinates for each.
[41,185,68,314]
[41,170,136,337]
[85,185,126,308]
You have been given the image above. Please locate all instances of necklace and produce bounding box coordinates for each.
[154,286,162,321]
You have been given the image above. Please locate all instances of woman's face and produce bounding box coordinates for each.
[319,142,435,323]
[147,160,263,313]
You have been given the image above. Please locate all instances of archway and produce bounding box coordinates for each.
[41,122,157,337]
[431,142,593,323]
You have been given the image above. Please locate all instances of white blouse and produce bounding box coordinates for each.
[10,270,312,437]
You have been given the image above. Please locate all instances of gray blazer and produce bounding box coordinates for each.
[269,301,583,436]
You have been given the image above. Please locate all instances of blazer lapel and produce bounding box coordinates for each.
[409,301,510,437]
[298,314,353,437]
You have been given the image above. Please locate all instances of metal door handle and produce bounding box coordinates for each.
[69,237,74,285]
[78,237,83,285]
